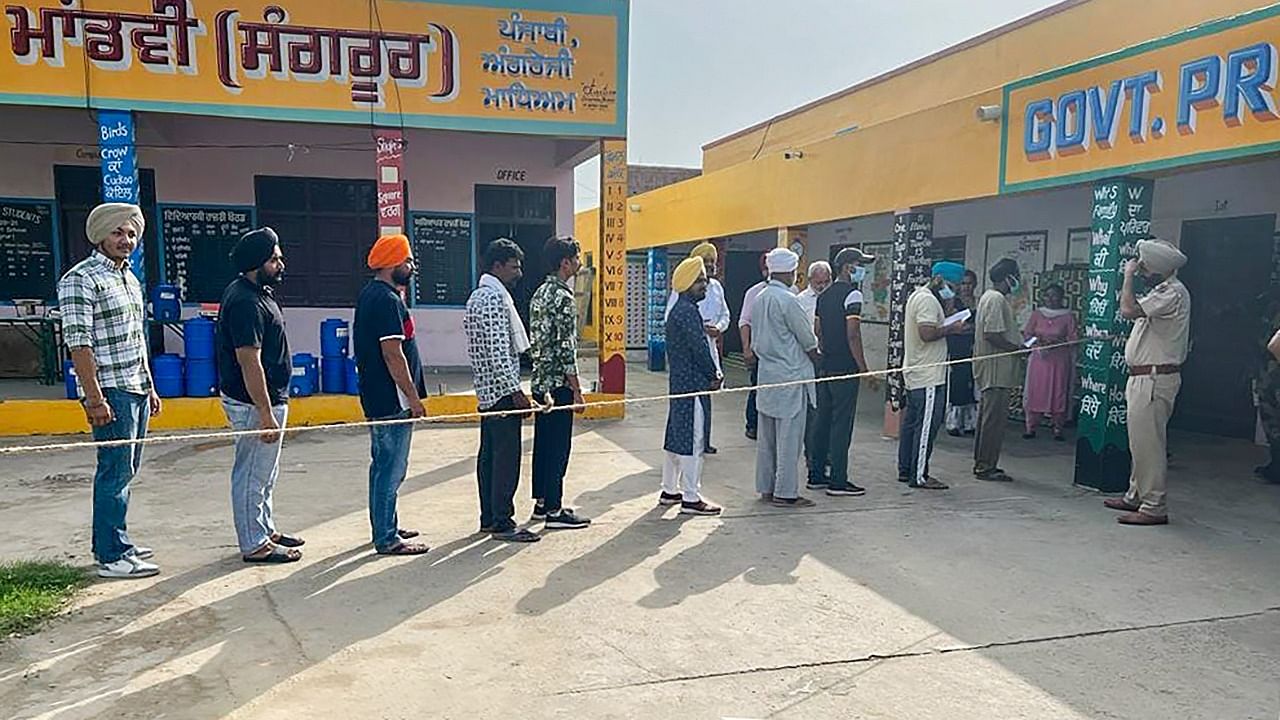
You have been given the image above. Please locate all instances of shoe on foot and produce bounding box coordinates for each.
[759,493,774,502]
[771,496,817,508]
[531,501,547,521]
[1118,511,1168,526]
[897,475,910,483]
[98,556,160,579]
[680,500,722,516]
[947,429,962,437]
[745,428,757,441]
[826,484,866,497]
[658,491,683,506]
[704,445,719,455]
[908,478,950,490]
[975,470,1013,482]
[127,546,154,560]
[1103,498,1141,512]
[545,509,591,530]
[493,528,541,543]
[1022,431,1037,440]
[806,479,830,490]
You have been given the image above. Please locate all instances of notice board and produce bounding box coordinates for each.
[160,205,256,303]
[0,199,57,300]
[409,212,475,307]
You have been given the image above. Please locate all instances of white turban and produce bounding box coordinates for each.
[765,247,799,273]
[85,203,145,245]
[1137,239,1186,276]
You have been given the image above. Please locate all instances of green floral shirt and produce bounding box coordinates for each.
[529,275,579,397]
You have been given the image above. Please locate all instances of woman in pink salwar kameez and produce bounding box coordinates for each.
[1022,284,1077,440]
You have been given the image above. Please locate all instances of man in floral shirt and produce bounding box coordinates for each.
[528,236,590,529]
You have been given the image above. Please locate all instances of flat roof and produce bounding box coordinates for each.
[701,0,1088,151]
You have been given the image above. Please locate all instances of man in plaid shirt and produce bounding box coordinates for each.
[57,203,163,580]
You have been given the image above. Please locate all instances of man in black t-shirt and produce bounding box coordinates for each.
[217,227,304,564]
[809,246,875,497]
[354,233,428,556]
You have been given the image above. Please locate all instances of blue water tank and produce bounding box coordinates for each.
[185,358,217,397]
[290,353,317,397]
[344,356,360,395]
[63,360,79,400]
[153,354,185,398]
[183,316,216,360]
[151,284,181,322]
[320,318,350,358]
[321,355,346,394]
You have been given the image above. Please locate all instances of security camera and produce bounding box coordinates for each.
[783,149,805,160]
[976,105,1003,122]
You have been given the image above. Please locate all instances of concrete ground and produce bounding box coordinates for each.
[1,364,1277,719]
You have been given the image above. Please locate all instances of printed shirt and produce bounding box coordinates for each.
[464,282,522,410]
[529,275,579,396]
[57,252,151,394]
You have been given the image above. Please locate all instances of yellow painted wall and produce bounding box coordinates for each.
[703,0,1271,172]
[629,88,1004,248]
[575,207,602,342]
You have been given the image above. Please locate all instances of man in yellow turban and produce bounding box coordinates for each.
[660,257,722,516]
[353,233,429,554]
[665,242,729,454]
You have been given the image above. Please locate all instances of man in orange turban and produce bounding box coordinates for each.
[354,233,428,555]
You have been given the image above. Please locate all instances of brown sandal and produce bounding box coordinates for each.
[377,542,429,556]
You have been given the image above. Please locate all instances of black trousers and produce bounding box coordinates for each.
[897,384,947,484]
[811,377,861,488]
[745,363,759,433]
[532,386,574,513]
[478,395,522,531]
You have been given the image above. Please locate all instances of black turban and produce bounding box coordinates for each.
[231,227,279,273]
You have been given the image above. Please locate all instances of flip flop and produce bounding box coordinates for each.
[271,533,305,548]
[243,546,301,563]
[377,542,430,556]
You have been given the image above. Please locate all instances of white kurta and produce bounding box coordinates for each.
[666,278,729,375]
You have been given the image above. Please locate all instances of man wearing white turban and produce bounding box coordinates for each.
[753,248,822,507]
[57,202,163,579]
[1104,239,1191,526]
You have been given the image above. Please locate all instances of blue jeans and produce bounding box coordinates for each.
[91,388,150,564]
[369,412,413,551]
[222,397,288,554]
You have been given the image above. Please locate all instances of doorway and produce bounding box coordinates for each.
[54,164,158,286]
[723,249,764,355]
[474,185,556,329]
[1173,214,1275,438]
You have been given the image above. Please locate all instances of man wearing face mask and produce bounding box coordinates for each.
[897,262,971,489]
[972,258,1025,482]
[809,248,875,496]
[1103,239,1191,526]
[58,203,162,579]
[355,233,430,554]
[217,228,308,563]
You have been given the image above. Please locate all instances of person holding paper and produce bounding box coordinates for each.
[1021,283,1078,441]
[972,258,1025,482]
[945,270,979,437]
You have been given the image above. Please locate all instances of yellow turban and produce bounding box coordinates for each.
[671,256,705,293]
[1137,239,1186,275]
[367,233,412,269]
[85,203,144,245]
[690,242,717,263]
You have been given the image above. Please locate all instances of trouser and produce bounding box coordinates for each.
[897,385,946,484]
[701,395,713,451]
[368,410,413,551]
[1124,374,1181,518]
[804,404,819,475]
[91,388,150,564]
[745,363,759,433]
[946,404,978,433]
[222,397,288,554]
[662,399,704,502]
[532,386,574,513]
[1025,410,1067,434]
[974,387,1012,475]
[1258,370,1280,467]
[810,377,861,488]
[756,409,807,499]
[478,395,523,532]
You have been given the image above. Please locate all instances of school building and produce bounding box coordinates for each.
[600,0,1280,459]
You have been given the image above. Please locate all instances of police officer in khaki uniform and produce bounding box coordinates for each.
[1103,239,1190,526]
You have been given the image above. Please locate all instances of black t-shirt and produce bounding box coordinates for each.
[217,277,292,406]
[354,280,425,419]
[816,279,864,374]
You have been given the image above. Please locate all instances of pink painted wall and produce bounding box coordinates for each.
[0,107,578,366]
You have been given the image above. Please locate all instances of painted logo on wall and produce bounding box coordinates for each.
[1002,4,1280,192]
[0,0,625,136]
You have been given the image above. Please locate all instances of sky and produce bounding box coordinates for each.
[575,0,1062,211]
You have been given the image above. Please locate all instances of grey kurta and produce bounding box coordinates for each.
[752,280,819,420]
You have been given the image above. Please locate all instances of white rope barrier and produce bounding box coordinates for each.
[0,337,1100,456]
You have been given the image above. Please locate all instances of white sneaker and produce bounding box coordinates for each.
[98,556,160,579]
[127,546,154,560]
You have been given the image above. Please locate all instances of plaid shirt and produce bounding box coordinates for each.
[57,252,152,394]
[464,283,522,410]
[529,275,579,397]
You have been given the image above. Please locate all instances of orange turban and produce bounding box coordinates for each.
[367,234,412,269]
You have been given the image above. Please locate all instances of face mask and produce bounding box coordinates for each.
[1008,275,1022,293]
[851,266,867,284]
[938,285,956,301]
